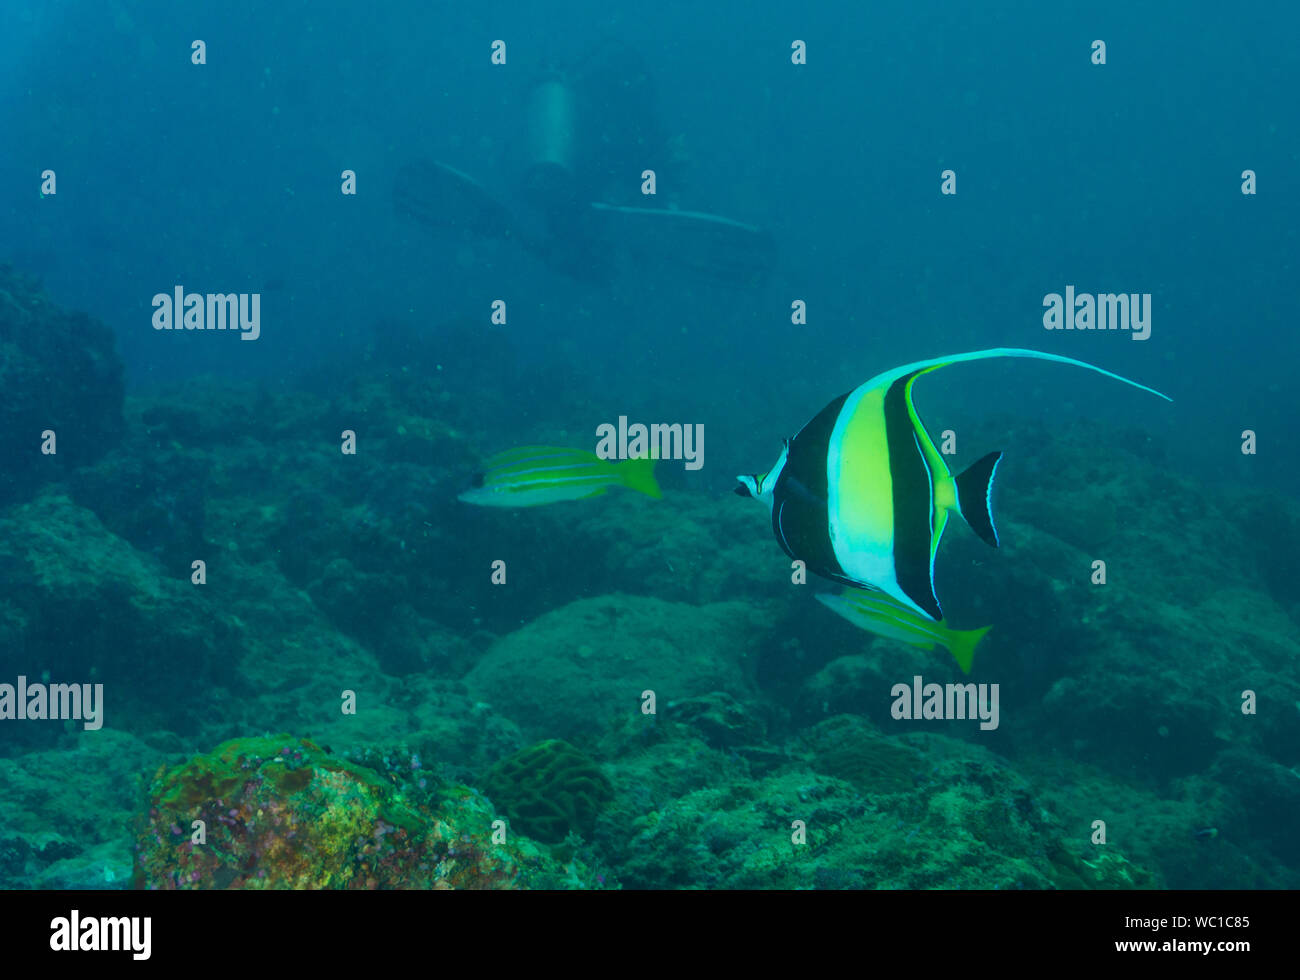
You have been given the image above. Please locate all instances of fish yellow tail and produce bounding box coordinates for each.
[620,455,662,499]
[947,624,992,675]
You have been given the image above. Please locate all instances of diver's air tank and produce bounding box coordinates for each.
[522,78,581,218]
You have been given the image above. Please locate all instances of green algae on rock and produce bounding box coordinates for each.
[483,739,613,844]
[135,735,592,889]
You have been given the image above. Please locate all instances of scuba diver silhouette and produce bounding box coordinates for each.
[394,43,774,286]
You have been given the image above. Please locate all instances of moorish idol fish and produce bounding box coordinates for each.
[816,590,991,674]
[459,446,661,507]
[735,349,1171,620]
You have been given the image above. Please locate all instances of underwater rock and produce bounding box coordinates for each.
[463,594,768,739]
[135,735,591,889]
[798,714,924,795]
[572,492,792,604]
[0,471,461,754]
[71,443,210,570]
[1025,747,1291,889]
[1030,583,1296,779]
[594,715,1164,889]
[0,729,163,888]
[32,839,132,889]
[1207,748,1300,866]
[71,372,490,661]
[306,557,461,674]
[0,264,124,505]
[0,493,241,741]
[451,488,792,641]
[1046,845,1156,890]
[0,831,79,888]
[483,739,613,844]
[798,654,895,725]
[389,680,526,775]
[594,735,869,889]
[665,690,769,749]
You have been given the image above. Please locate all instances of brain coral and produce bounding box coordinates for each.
[483,739,613,844]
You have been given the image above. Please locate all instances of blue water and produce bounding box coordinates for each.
[1,1,1297,891]
[3,3,1293,486]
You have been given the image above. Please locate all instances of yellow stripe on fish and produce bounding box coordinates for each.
[816,590,991,674]
[737,348,1171,623]
[459,445,661,507]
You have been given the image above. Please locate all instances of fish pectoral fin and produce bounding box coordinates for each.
[954,451,1003,548]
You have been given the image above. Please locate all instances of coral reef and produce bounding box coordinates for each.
[134,735,591,889]
[483,739,613,844]
[1,344,1296,891]
[593,720,1161,890]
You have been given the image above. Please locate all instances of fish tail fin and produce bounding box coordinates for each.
[948,624,992,675]
[954,451,1003,548]
[620,455,662,499]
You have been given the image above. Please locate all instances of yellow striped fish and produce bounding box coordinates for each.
[816,590,991,674]
[458,445,661,507]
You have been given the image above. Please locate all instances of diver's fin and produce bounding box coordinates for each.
[588,202,776,286]
[619,455,662,499]
[954,451,1002,548]
[947,624,992,675]
[393,160,517,241]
